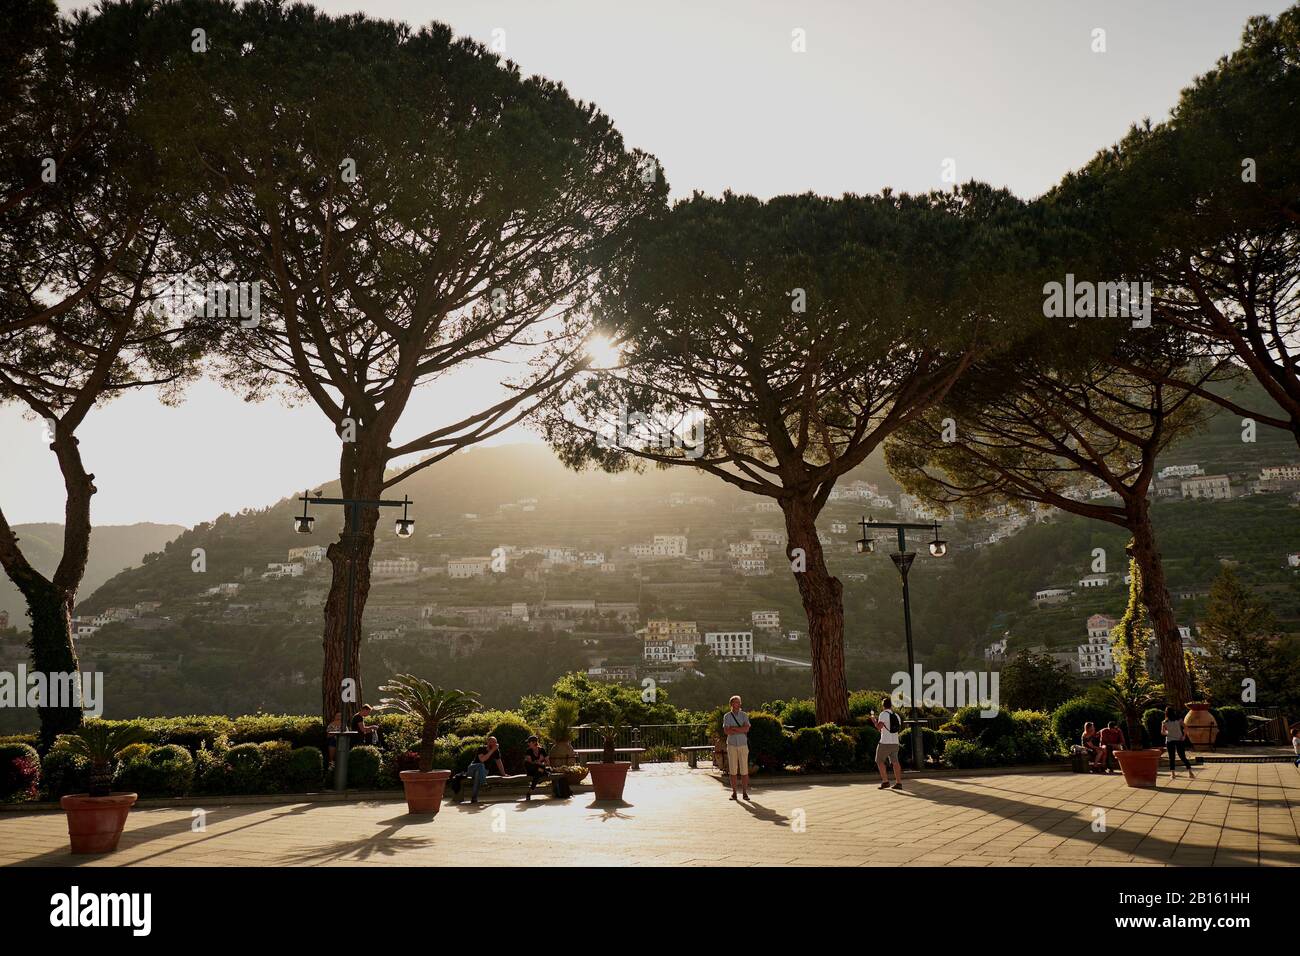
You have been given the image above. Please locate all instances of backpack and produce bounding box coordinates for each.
[882,710,900,734]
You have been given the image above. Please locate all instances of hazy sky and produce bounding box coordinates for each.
[5,0,1291,526]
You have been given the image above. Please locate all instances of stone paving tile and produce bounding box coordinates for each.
[2,762,1296,867]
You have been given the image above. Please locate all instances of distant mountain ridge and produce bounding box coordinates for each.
[0,523,184,626]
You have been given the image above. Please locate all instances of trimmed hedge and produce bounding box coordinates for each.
[347,745,382,788]
[114,744,195,797]
[746,712,788,771]
[1050,697,1119,753]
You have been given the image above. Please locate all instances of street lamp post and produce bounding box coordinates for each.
[856,516,947,774]
[296,490,415,791]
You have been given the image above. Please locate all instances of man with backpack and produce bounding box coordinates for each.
[870,697,905,790]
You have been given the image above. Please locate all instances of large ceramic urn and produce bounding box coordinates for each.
[1183,702,1219,749]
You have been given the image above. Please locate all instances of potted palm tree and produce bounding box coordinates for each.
[586,703,631,801]
[1105,560,1166,788]
[546,698,587,785]
[376,675,479,814]
[59,721,149,853]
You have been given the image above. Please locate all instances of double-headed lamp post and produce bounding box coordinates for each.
[295,490,415,791]
[856,516,947,773]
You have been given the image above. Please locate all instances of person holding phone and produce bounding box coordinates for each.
[870,697,904,790]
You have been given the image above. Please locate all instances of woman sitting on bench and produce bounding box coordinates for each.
[1081,722,1106,771]
[522,736,549,800]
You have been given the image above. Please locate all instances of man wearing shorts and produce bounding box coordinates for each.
[723,695,751,801]
[871,697,904,790]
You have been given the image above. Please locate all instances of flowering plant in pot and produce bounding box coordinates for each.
[59,721,149,853]
[377,675,479,813]
[586,703,631,801]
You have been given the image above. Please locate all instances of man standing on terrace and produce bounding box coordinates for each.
[724,695,751,801]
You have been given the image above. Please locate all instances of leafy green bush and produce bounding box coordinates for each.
[791,723,854,771]
[1010,710,1054,764]
[1,743,41,802]
[114,744,194,796]
[851,725,882,770]
[779,699,818,730]
[1050,697,1118,753]
[942,740,989,769]
[286,747,323,791]
[193,744,233,794]
[347,745,382,788]
[225,742,266,794]
[231,714,323,749]
[41,740,90,798]
[898,727,941,766]
[1143,708,1165,747]
[944,705,1017,747]
[746,712,788,771]
[1214,706,1248,745]
[453,737,488,773]
[97,716,235,750]
[488,717,535,773]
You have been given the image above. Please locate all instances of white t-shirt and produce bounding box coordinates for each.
[878,710,901,744]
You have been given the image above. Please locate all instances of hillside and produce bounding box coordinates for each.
[0,523,184,627]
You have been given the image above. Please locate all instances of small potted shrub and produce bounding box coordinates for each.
[377,674,479,814]
[59,721,149,853]
[586,704,631,801]
[545,699,587,785]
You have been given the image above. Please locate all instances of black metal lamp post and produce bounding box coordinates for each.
[296,490,415,791]
[856,516,947,773]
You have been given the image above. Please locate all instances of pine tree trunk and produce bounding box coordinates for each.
[1128,512,1192,710]
[27,580,83,749]
[318,446,386,725]
[782,497,849,725]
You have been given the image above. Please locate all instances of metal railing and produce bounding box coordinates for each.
[571,722,708,750]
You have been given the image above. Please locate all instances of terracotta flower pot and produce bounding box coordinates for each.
[1183,703,1219,749]
[61,793,137,854]
[1114,748,1164,788]
[587,761,631,801]
[399,769,452,814]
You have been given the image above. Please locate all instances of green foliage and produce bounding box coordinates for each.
[779,699,818,730]
[852,725,882,770]
[285,747,324,792]
[791,723,855,772]
[41,740,90,798]
[1143,707,1165,747]
[231,714,323,748]
[1050,697,1119,753]
[1000,651,1078,711]
[487,717,535,773]
[347,745,382,789]
[1,743,41,801]
[642,744,678,763]
[113,744,194,797]
[942,740,989,769]
[1199,566,1299,707]
[898,726,942,766]
[376,675,481,772]
[943,705,1017,747]
[1214,705,1249,745]
[545,698,580,743]
[224,742,266,794]
[745,712,788,771]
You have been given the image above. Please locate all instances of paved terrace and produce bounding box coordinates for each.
[3,762,1298,867]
